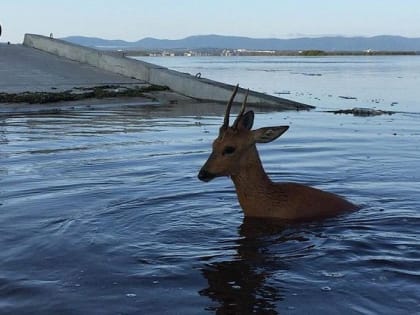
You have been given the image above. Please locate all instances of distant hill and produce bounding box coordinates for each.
[62,34,420,51]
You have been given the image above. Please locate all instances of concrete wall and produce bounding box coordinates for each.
[23,34,313,110]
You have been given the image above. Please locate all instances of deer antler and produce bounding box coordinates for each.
[232,88,249,129]
[221,84,239,130]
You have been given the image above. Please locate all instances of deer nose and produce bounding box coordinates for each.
[198,169,215,182]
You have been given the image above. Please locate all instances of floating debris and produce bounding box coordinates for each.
[292,72,322,76]
[328,107,395,116]
[339,96,358,100]
[301,73,322,76]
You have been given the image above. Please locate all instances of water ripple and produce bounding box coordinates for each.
[1,91,419,313]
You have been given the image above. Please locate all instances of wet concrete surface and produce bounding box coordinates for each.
[0,43,147,93]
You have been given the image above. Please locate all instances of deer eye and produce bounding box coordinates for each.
[222,146,236,156]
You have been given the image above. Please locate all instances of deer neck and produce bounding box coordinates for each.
[230,146,274,215]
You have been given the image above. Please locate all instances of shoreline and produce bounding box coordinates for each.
[122,49,420,57]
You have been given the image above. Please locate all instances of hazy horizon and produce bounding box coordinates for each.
[2,0,420,43]
[63,33,420,41]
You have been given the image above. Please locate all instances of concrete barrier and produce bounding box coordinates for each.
[23,34,314,110]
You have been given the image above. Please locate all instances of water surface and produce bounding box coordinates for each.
[138,55,420,112]
[1,57,420,314]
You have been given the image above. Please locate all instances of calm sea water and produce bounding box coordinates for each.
[1,56,419,314]
[140,55,420,113]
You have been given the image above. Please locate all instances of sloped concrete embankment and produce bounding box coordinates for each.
[23,34,313,110]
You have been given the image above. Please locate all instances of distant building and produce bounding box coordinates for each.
[221,49,233,56]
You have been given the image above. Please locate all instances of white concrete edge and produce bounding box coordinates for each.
[23,34,314,110]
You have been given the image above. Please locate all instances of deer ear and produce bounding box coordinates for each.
[253,126,289,143]
[237,110,254,130]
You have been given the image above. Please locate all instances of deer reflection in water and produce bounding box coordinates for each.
[199,217,316,314]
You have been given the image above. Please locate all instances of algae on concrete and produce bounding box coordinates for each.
[0,84,169,104]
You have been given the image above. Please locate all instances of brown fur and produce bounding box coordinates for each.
[231,145,356,219]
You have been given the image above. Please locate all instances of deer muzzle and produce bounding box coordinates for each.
[198,169,216,182]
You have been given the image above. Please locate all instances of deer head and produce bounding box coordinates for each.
[198,85,289,182]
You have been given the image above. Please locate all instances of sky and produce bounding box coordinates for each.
[1,0,420,43]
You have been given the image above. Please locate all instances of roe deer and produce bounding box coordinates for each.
[198,85,358,220]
